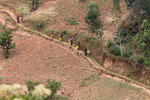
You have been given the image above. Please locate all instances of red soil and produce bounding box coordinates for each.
[0,28,97,95]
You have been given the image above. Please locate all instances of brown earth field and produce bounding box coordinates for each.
[1,0,150,100]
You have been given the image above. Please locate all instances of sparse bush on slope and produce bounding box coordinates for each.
[84,2,103,37]
[0,79,63,100]
[0,29,15,58]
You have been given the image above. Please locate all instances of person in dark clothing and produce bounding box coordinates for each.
[69,37,73,45]
[76,41,80,50]
[17,15,20,23]
[84,47,87,56]
[60,32,63,41]
[51,31,54,39]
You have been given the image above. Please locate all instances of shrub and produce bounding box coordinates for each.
[25,80,41,91]
[107,41,121,56]
[130,56,144,64]
[84,2,102,35]
[107,41,115,48]
[143,58,150,66]
[0,83,52,100]
[123,48,132,57]
[0,29,15,58]
[109,46,121,56]
[143,51,149,57]
[46,79,61,96]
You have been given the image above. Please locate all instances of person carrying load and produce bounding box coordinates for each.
[84,47,87,56]
[76,41,80,50]
[51,31,54,39]
[17,15,20,23]
[69,37,73,46]
[60,32,63,41]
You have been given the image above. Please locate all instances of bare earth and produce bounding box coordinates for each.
[0,28,97,96]
[0,0,150,100]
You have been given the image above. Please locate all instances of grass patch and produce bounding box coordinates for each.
[78,74,150,100]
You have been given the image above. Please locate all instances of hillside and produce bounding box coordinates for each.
[0,0,150,100]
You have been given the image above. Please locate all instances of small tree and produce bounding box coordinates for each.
[0,29,15,58]
[84,2,102,36]
[133,19,150,51]
[32,0,39,10]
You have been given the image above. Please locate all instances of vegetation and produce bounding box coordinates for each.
[46,79,61,97]
[84,2,102,36]
[0,79,67,100]
[112,0,120,11]
[32,0,39,10]
[79,74,149,100]
[25,80,41,91]
[107,41,121,56]
[0,29,15,58]
[0,84,51,100]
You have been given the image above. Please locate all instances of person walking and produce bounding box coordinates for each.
[51,31,54,39]
[17,15,20,23]
[76,41,80,50]
[69,37,73,46]
[60,32,63,41]
[84,47,87,56]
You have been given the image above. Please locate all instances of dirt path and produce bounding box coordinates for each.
[0,3,150,99]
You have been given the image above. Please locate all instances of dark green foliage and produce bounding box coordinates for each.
[0,29,15,58]
[107,41,115,48]
[133,19,150,51]
[123,49,132,57]
[130,56,150,66]
[143,58,150,66]
[119,29,127,38]
[84,2,102,35]
[107,41,121,56]
[125,0,150,15]
[25,80,41,91]
[46,79,61,95]
[112,0,120,11]
[130,56,144,64]
[110,46,121,56]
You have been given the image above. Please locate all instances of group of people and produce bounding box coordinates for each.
[50,31,89,56]
[16,15,89,56]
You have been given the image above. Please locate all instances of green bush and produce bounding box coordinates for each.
[143,58,150,66]
[84,2,102,35]
[25,80,41,91]
[130,56,144,64]
[107,41,115,48]
[46,79,61,96]
[123,48,132,57]
[109,46,121,56]
[107,41,121,56]
[0,29,15,58]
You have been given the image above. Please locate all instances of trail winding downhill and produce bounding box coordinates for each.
[0,3,150,98]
